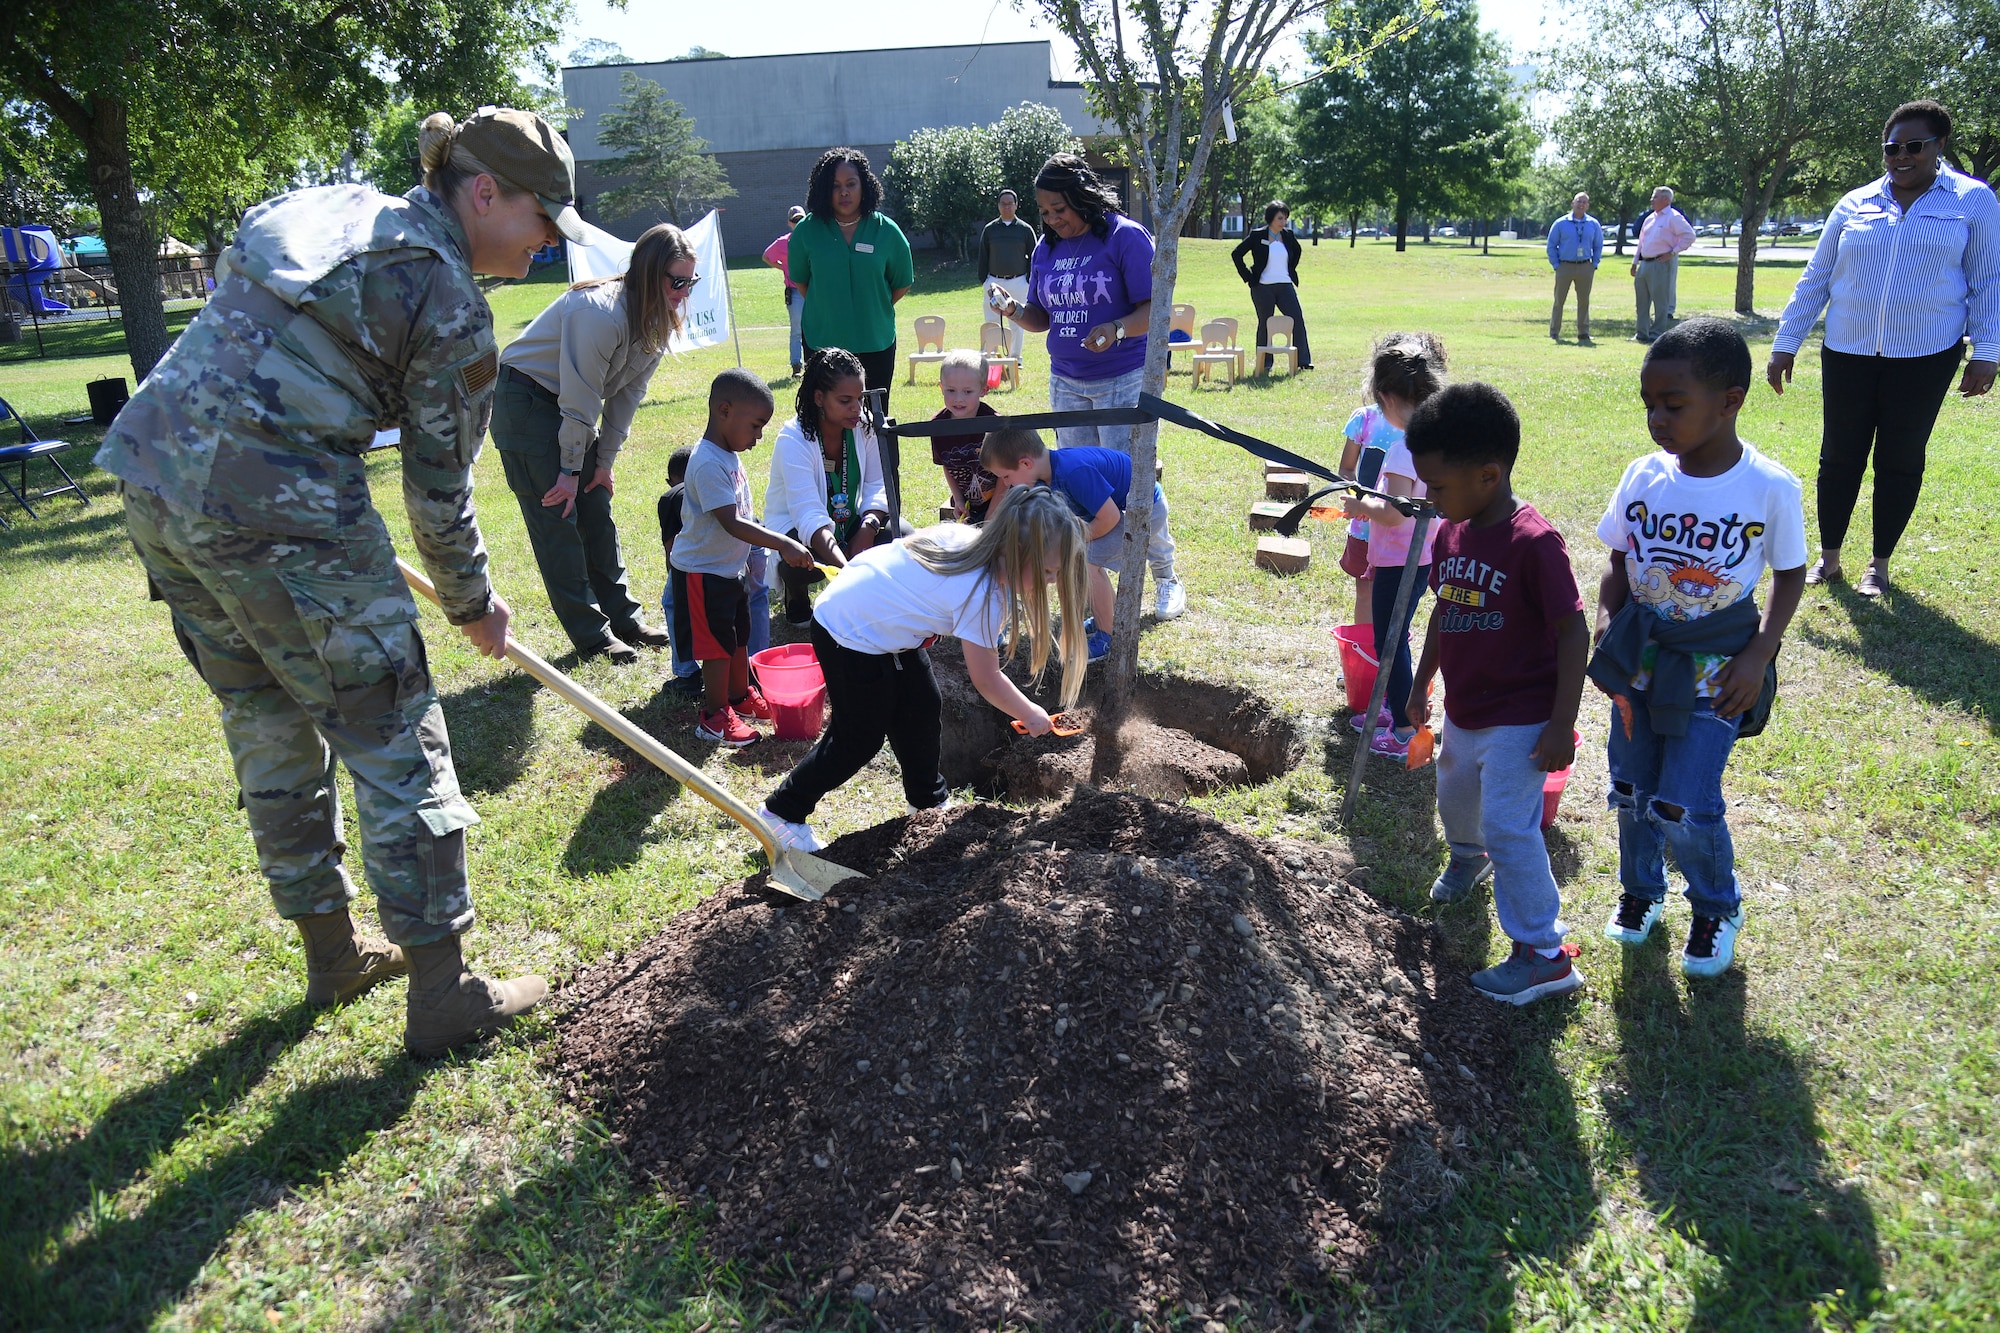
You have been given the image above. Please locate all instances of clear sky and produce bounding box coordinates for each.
[557,0,1561,75]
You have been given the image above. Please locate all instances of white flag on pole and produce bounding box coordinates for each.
[564,210,730,354]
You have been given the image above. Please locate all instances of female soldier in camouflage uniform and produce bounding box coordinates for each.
[97,108,582,1057]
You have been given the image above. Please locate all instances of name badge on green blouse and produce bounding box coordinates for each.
[855,242,874,253]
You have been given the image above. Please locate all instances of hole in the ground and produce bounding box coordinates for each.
[930,641,1303,801]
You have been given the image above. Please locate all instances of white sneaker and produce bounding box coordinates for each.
[1153,577,1187,620]
[758,807,824,853]
[1681,908,1743,978]
[906,796,959,815]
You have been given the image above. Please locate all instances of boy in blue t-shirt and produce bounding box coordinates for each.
[980,426,1178,661]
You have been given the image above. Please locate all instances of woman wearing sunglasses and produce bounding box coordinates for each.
[1767,99,1999,599]
[494,223,698,658]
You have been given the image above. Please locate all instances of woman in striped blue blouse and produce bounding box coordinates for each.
[1767,99,1998,599]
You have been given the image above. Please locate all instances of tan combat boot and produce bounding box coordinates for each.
[296,907,408,1007]
[403,934,547,1058]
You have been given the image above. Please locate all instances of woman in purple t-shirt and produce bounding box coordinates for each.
[987,153,1181,614]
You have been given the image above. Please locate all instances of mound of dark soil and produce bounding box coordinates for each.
[989,711,1250,802]
[556,789,1511,1328]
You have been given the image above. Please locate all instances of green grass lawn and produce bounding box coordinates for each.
[2,235,1995,1331]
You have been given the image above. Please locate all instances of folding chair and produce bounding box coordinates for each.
[1256,313,1300,376]
[1191,320,1238,389]
[1165,302,1199,371]
[978,321,1021,391]
[0,395,89,526]
[905,315,948,383]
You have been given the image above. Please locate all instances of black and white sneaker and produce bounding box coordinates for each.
[1682,909,1743,978]
[1604,893,1663,945]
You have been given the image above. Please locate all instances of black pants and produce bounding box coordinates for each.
[1249,282,1313,372]
[764,621,948,821]
[1817,344,1964,558]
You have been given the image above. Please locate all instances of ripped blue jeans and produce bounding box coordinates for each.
[1605,690,1742,919]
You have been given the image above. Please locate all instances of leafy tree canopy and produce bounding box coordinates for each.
[594,72,736,228]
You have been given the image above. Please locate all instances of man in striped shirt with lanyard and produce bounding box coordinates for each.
[1632,187,1694,342]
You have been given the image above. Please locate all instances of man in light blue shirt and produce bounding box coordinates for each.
[1547,192,1604,342]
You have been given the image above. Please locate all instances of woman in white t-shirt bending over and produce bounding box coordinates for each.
[759,486,1090,851]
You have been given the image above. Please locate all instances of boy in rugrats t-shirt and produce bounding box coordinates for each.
[1588,317,1806,981]
[1405,382,1591,1007]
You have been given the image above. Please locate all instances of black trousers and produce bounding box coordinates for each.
[1817,344,1964,558]
[764,621,948,821]
[1249,282,1313,372]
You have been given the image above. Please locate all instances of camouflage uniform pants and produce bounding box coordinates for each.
[123,486,479,945]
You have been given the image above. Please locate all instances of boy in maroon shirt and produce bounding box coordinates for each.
[1406,383,1591,1005]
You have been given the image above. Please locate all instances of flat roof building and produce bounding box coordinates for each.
[561,41,1122,259]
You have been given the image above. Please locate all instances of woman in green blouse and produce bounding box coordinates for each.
[787,147,914,417]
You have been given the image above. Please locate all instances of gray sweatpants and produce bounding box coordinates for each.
[1437,717,1567,948]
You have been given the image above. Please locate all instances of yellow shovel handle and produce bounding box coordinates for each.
[396,559,783,865]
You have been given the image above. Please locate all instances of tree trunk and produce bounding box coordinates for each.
[1613,205,1629,257]
[1394,198,1409,252]
[1481,218,1490,255]
[1093,215,1181,737]
[80,97,171,381]
[1349,209,1359,247]
[1736,151,1790,314]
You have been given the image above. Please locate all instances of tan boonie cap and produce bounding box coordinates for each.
[457,106,587,243]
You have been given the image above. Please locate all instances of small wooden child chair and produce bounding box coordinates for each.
[1257,314,1299,376]
[1191,320,1238,389]
[1166,302,1199,371]
[905,316,948,382]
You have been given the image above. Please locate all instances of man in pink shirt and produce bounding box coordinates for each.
[1631,186,1695,342]
[763,204,807,376]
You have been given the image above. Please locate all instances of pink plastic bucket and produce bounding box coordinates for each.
[751,644,827,742]
[1540,729,1583,829]
[1330,625,1379,713]
[987,361,1006,390]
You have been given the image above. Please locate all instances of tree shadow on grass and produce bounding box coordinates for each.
[1613,943,1879,1331]
[1794,582,2000,734]
[0,502,129,563]
[439,672,540,797]
[562,690,700,877]
[15,1051,431,1332]
[0,1005,317,1308]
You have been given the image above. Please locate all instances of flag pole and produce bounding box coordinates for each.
[715,209,743,369]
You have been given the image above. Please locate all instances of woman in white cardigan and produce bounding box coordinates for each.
[765,348,891,624]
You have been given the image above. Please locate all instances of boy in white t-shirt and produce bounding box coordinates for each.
[1587,317,1808,978]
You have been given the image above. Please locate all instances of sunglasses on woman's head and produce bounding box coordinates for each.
[668,272,701,291]
[1882,137,1938,159]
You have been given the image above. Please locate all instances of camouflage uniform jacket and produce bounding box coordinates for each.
[97,184,500,624]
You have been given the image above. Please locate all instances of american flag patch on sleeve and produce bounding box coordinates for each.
[458,349,498,397]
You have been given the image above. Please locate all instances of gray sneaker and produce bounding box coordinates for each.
[1472,942,1585,1006]
[1429,852,1494,904]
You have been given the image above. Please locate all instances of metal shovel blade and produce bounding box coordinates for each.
[396,559,863,903]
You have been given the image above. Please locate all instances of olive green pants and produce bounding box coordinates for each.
[123,486,479,945]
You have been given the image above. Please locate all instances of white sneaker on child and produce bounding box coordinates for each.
[758,807,824,853]
[1153,578,1187,620]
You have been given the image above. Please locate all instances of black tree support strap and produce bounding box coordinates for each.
[866,392,1430,519]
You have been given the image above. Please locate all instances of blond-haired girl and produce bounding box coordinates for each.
[760,485,1090,850]
[494,222,697,659]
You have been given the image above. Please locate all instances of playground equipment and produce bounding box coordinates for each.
[2,227,69,315]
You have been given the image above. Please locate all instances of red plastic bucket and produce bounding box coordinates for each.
[1330,625,1379,713]
[1540,729,1583,829]
[751,644,828,742]
[987,361,1005,390]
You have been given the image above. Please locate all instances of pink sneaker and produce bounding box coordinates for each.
[1367,727,1411,760]
[1349,706,1393,734]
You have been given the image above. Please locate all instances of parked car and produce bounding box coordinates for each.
[1438,226,1457,237]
